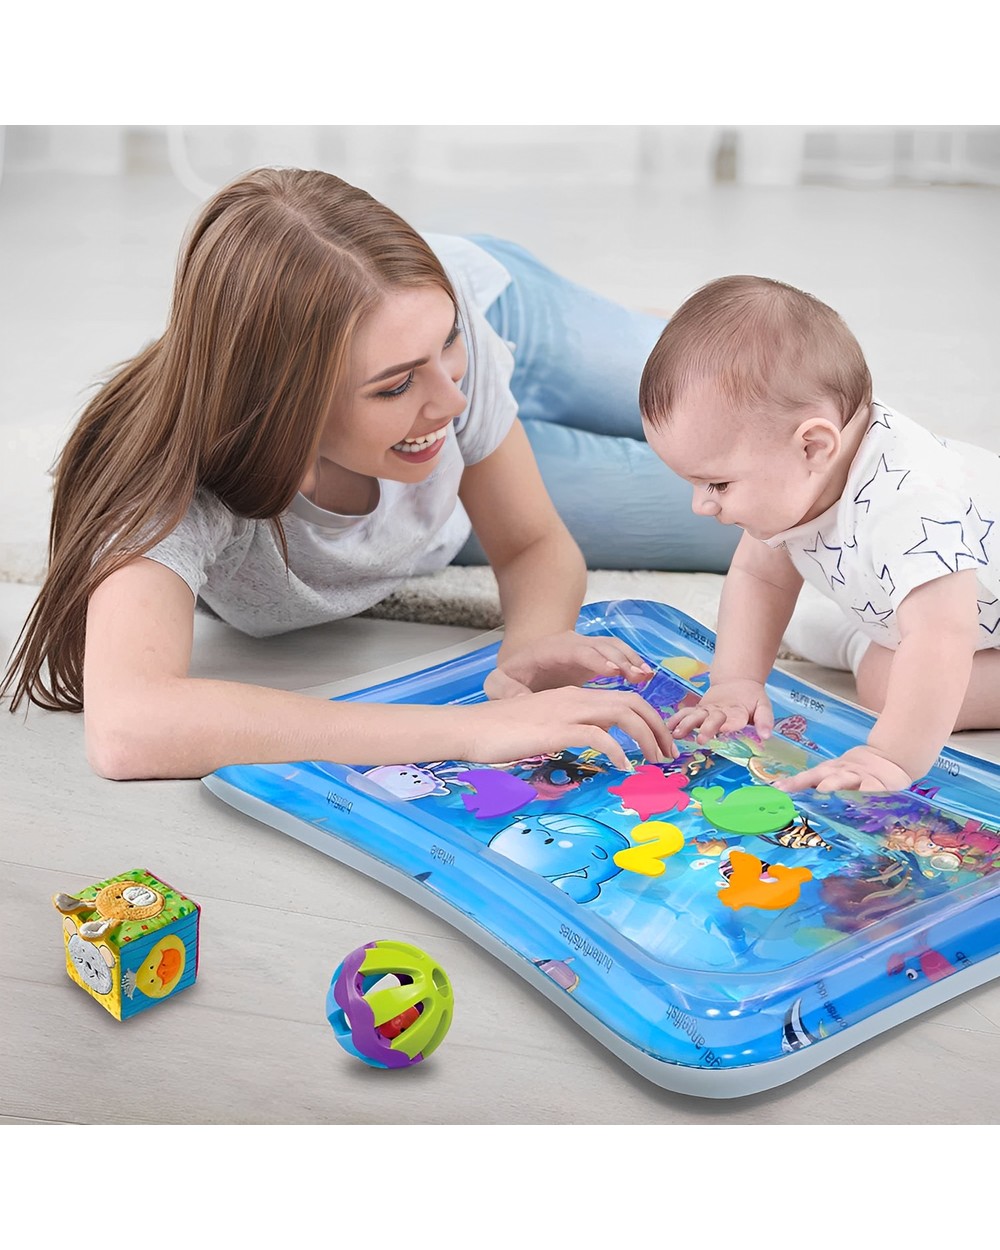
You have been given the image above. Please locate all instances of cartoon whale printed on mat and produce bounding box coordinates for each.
[691,784,798,836]
[489,813,629,903]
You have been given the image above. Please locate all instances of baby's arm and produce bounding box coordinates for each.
[83,558,674,780]
[778,570,981,792]
[669,532,803,743]
[459,423,654,696]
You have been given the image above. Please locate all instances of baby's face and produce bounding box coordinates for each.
[645,382,827,541]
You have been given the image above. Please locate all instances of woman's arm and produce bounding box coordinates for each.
[459,420,586,646]
[459,422,653,694]
[83,558,674,780]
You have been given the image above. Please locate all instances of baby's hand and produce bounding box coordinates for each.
[666,679,774,745]
[485,631,654,700]
[773,745,912,793]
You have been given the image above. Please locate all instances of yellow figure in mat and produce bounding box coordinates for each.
[657,656,711,682]
[614,821,685,877]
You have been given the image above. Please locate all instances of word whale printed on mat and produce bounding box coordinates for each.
[613,821,685,877]
[718,849,812,911]
[455,769,539,819]
[691,784,799,836]
[489,813,629,903]
[608,765,691,820]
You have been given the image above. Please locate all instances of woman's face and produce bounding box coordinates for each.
[312,284,469,492]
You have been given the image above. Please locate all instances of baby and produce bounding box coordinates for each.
[639,274,1000,792]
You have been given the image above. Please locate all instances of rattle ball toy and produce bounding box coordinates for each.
[52,869,200,1020]
[325,939,453,1068]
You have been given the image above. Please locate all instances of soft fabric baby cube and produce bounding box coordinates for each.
[53,869,200,1020]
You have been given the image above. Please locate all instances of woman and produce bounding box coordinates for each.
[2,168,726,779]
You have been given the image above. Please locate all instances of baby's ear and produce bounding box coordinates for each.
[798,416,841,468]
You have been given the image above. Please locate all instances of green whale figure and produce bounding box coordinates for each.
[691,784,798,836]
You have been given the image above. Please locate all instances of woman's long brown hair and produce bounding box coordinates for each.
[2,167,456,712]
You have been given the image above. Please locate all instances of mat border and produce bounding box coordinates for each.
[203,773,1000,1098]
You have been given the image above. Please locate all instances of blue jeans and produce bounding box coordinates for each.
[452,235,739,572]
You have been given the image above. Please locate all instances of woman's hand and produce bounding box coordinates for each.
[666,679,774,745]
[467,685,676,772]
[485,631,654,700]
[773,745,912,793]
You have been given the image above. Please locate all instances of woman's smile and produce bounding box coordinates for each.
[390,423,450,461]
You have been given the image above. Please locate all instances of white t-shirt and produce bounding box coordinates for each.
[142,235,516,637]
[764,400,1000,650]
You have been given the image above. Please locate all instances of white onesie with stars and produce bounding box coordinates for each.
[767,400,1000,658]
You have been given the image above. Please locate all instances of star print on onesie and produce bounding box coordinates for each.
[764,401,1000,651]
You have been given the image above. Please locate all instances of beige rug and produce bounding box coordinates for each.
[359,564,812,660]
[360,565,723,629]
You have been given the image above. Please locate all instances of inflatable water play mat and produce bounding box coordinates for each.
[204,600,1000,1097]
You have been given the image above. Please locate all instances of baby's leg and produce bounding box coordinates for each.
[781,583,871,671]
[857,644,1000,730]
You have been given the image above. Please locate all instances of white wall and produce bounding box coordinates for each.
[5,125,1000,194]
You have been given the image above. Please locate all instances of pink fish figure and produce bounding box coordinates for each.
[608,765,691,821]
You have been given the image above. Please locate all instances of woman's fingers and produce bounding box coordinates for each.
[626,691,677,755]
[568,689,675,765]
[582,636,654,681]
[484,668,532,700]
[574,724,633,772]
[666,707,708,737]
[615,704,678,763]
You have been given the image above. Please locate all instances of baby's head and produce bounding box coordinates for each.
[640,276,872,540]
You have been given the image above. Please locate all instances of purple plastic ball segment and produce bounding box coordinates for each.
[325,940,454,1069]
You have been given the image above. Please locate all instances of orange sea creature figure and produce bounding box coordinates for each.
[718,850,812,912]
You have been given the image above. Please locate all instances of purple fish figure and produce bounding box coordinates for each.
[456,769,538,819]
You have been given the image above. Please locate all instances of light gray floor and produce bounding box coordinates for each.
[2,160,1000,1123]
[4,578,1000,1125]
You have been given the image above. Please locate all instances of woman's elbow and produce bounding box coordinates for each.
[84,703,171,780]
[85,720,148,780]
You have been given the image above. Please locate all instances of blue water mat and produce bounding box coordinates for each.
[203,600,1000,1097]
